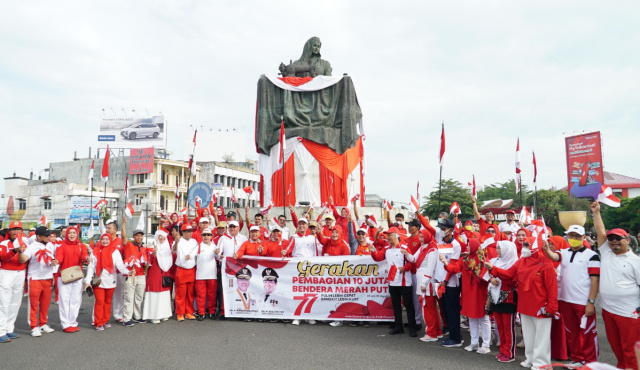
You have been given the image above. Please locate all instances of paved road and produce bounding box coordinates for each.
[2,295,618,369]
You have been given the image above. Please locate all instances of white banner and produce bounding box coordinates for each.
[221,256,394,321]
[98,114,165,149]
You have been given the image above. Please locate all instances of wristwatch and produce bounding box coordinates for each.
[588,299,596,304]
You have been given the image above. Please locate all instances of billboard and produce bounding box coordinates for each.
[69,197,103,222]
[564,132,604,200]
[99,115,165,149]
[129,147,155,174]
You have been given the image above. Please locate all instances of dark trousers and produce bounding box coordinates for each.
[442,285,462,342]
[389,285,416,329]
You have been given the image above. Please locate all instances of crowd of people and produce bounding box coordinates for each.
[0,197,638,370]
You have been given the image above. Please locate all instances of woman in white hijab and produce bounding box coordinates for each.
[142,230,174,323]
[487,241,519,363]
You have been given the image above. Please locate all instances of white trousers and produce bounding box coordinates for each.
[0,270,26,336]
[410,274,422,324]
[521,314,552,368]
[469,315,492,347]
[57,277,83,329]
[123,275,146,321]
[112,272,125,320]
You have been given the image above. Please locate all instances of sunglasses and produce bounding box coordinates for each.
[607,235,625,242]
[487,229,496,233]
[202,234,213,237]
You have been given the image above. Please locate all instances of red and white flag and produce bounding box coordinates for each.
[366,214,378,227]
[416,181,420,206]
[188,130,197,176]
[515,138,521,193]
[175,181,179,199]
[409,195,420,213]
[40,215,47,226]
[349,193,360,204]
[124,174,129,199]
[383,199,392,211]
[471,175,477,199]
[94,199,107,210]
[88,160,94,189]
[598,185,621,208]
[439,123,445,167]
[243,186,253,195]
[211,192,218,204]
[519,206,533,224]
[102,146,110,183]
[532,151,538,187]
[125,202,134,218]
[180,207,188,215]
[279,119,286,164]
[260,201,274,216]
[230,186,237,204]
[449,202,461,215]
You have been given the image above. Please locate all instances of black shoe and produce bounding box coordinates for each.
[197,315,205,321]
[442,327,450,336]
[415,324,422,330]
[219,315,226,320]
[208,314,217,320]
[244,318,253,322]
[132,318,146,324]
[389,328,405,335]
[409,330,417,337]
[122,321,135,327]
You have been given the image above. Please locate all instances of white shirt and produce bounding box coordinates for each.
[434,238,462,287]
[407,246,439,296]
[498,221,520,235]
[196,242,218,280]
[84,249,128,289]
[176,238,199,269]
[289,233,321,258]
[24,241,56,280]
[380,245,412,287]
[598,241,640,318]
[558,246,600,305]
[217,233,248,258]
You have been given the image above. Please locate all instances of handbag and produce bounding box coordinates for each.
[162,276,174,288]
[90,270,102,288]
[61,265,84,284]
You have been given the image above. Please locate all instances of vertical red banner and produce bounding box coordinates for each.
[129,147,155,174]
[564,132,604,200]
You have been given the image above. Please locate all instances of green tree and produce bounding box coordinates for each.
[477,179,530,206]
[421,179,473,219]
[523,189,592,235]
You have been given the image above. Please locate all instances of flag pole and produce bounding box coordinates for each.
[438,166,443,212]
[282,148,286,217]
[519,177,523,210]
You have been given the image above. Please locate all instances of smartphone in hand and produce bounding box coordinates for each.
[86,286,94,297]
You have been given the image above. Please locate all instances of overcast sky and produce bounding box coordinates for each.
[1,1,638,206]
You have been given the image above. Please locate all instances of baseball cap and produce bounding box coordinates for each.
[405,219,420,228]
[181,224,194,231]
[506,210,516,215]
[271,224,282,232]
[324,215,335,221]
[357,228,368,234]
[384,227,400,235]
[8,221,23,230]
[606,228,628,238]
[227,221,239,228]
[199,217,210,223]
[201,228,213,235]
[437,218,456,230]
[297,218,308,225]
[35,226,52,237]
[250,225,261,232]
[217,221,228,228]
[309,221,317,228]
[564,225,585,236]
[133,229,144,236]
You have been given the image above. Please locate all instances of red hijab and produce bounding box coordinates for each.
[95,233,116,274]
[548,236,570,269]
[463,239,487,285]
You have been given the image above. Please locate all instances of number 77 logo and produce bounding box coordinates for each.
[293,294,318,316]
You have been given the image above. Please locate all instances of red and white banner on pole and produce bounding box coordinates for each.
[222,256,394,321]
[515,138,521,193]
[439,123,445,167]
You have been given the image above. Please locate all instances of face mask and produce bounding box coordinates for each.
[521,247,531,258]
[568,238,583,248]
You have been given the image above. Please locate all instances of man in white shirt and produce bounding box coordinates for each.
[591,201,640,370]
[216,221,248,258]
[498,210,520,235]
[23,226,57,337]
[434,218,463,347]
[195,229,219,321]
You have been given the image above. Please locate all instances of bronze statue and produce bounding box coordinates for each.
[279,37,332,78]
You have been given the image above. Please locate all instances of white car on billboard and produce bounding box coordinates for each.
[120,123,160,140]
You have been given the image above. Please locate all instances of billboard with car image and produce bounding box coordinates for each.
[98,115,165,148]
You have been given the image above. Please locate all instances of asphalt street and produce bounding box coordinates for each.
[2,294,618,370]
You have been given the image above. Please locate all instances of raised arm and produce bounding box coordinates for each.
[121,217,129,245]
[541,239,560,262]
[244,206,250,226]
[352,198,360,221]
[591,201,606,246]
[472,193,481,221]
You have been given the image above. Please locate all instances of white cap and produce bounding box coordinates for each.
[250,225,261,232]
[565,225,585,236]
[228,220,239,227]
[297,218,308,225]
[201,228,213,235]
[271,224,282,232]
[199,217,210,223]
[106,219,117,225]
[357,228,368,234]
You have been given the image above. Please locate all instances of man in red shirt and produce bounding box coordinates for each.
[235,226,268,258]
[0,222,29,342]
[120,218,149,326]
[404,218,423,330]
[472,195,496,236]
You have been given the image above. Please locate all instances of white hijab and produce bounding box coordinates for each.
[488,241,518,303]
[154,230,173,272]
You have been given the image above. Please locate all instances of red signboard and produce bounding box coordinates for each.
[129,147,155,174]
[564,132,604,200]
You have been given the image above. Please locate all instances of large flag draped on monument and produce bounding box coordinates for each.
[222,256,394,321]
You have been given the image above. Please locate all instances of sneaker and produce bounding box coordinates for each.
[329,321,343,327]
[72,327,80,333]
[208,314,217,320]
[477,347,490,354]
[185,314,196,320]
[420,335,438,342]
[132,318,146,324]
[103,323,111,328]
[177,315,185,322]
[517,339,525,348]
[6,333,19,339]
[63,327,75,333]
[31,328,42,337]
[497,354,515,363]
[161,318,169,321]
[116,318,123,322]
[442,339,463,348]
[292,319,300,326]
[389,328,405,335]
[122,321,135,327]
[40,324,54,333]
[197,315,206,321]
[150,320,160,324]
[95,326,104,331]
[437,334,443,339]
[0,334,10,343]
[464,344,479,352]
[520,361,532,368]
[307,320,316,325]
[567,362,585,368]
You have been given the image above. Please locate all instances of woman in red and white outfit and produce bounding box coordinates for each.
[441,238,492,354]
[143,229,174,324]
[174,224,198,321]
[84,234,129,331]
[195,228,219,320]
[487,240,518,362]
[406,229,441,341]
[54,226,89,333]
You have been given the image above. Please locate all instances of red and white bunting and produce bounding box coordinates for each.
[125,202,134,219]
[598,185,621,208]
[449,202,461,215]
